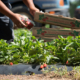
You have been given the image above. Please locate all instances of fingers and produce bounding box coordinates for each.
[30,9,40,16]
[17,17,27,28]
[21,21,27,28]
[12,13,28,28]
[18,22,27,28]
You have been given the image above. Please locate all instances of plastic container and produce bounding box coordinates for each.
[21,16,35,29]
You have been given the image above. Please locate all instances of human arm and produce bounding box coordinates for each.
[22,0,39,16]
[0,0,26,28]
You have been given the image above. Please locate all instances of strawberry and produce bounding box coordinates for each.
[70,22,75,27]
[28,23,34,29]
[70,22,73,24]
[10,62,13,66]
[46,17,48,19]
[26,21,34,29]
[72,24,75,27]
[66,60,68,64]
[21,17,34,29]
[26,21,30,25]
[43,63,47,68]
[43,19,46,21]
[40,65,44,69]
[41,33,44,36]
[44,31,47,33]
[69,33,74,36]
[44,40,46,42]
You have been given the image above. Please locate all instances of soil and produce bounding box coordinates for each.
[0,71,76,80]
[0,74,71,80]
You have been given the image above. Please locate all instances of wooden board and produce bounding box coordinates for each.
[34,12,80,29]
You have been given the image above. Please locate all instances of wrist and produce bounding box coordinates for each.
[29,6,35,10]
[9,13,16,20]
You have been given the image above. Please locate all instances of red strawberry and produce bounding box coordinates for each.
[28,23,34,29]
[44,31,47,33]
[72,24,75,27]
[40,65,44,69]
[69,33,74,36]
[66,60,68,64]
[43,19,46,21]
[46,17,48,19]
[69,32,72,35]
[41,33,44,36]
[70,22,73,24]
[10,62,13,66]
[26,21,33,29]
[21,19,24,22]
[21,17,34,29]
[43,63,47,68]
[71,34,74,36]
[44,40,46,42]
[70,22,75,27]
[26,21,30,25]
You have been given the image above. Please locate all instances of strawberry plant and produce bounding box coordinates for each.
[0,28,80,66]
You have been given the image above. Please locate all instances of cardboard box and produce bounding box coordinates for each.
[32,27,80,42]
[34,36,56,42]
[34,12,80,29]
[32,27,80,37]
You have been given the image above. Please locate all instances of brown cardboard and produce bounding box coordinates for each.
[34,36,56,42]
[34,12,80,29]
[32,27,80,38]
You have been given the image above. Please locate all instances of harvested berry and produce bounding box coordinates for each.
[21,16,35,29]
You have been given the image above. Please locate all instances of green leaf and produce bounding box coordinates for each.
[0,58,5,62]
[63,42,73,51]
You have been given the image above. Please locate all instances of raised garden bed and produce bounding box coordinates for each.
[0,28,80,80]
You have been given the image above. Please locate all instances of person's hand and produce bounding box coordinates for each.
[11,13,27,28]
[29,7,39,16]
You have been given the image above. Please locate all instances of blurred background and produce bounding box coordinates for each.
[8,0,80,29]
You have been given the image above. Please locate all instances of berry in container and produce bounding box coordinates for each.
[21,16,35,29]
